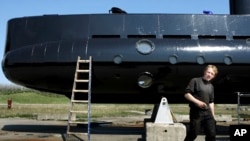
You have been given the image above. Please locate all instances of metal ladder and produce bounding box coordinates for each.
[66,56,92,141]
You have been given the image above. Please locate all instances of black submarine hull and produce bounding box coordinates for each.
[3,1,250,103]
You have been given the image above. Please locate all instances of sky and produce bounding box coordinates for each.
[0,0,229,85]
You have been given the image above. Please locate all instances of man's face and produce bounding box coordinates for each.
[203,67,216,82]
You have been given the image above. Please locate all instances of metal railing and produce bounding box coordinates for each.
[237,92,250,124]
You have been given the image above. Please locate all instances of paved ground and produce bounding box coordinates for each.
[1,118,143,141]
[0,117,246,141]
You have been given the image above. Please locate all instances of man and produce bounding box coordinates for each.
[184,65,218,141]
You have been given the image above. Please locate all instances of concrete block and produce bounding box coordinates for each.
[146,122,186,141]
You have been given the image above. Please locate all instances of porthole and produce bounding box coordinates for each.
[136,39,155,55]
[246,38,250,45]
[224,56,232,65]
[137,72,153,88]
[197,56,205,65]
[113,55,123,64]
[169,55,178,64]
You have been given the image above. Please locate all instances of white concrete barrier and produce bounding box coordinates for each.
[146,122,186,141]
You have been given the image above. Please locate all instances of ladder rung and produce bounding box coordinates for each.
[73,90,89,93]
[77,70,89,73]
[75,79,89,83]
[67,132,88,135]
[71,100,88,103]
[70,110,88,114]
[68,121,87,124]
[78,60,90,63]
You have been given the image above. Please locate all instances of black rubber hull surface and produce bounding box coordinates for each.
[3,13,250,103]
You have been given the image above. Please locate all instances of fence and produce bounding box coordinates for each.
[237,92,250,124]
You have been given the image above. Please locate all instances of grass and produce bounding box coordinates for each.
[0,90,69,118]
[0,103,154,119]
[0,91,155,119]
[0,88,249,120]
[0,91,69,104]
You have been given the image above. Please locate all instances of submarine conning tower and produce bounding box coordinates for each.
[230,0,250,14]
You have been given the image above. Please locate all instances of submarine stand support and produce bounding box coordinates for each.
[66,56,92,141]
[145,97,186,141]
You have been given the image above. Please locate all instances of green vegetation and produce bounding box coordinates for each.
[0,85,69,104]
[0,85,70,118]
[0,84,249,120]
[0,92,69,104]
[0,84,154,119]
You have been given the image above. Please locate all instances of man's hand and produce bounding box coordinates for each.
[195,100,208,109]
[184,93,208,109]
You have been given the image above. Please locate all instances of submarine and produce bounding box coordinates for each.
[2,0,250,103]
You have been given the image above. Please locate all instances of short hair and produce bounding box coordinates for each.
[205,65,218,76]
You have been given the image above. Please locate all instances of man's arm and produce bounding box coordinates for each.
[209,102,215,119]
[184,93,208,109]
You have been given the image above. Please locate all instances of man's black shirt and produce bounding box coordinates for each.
[185,77,214,110]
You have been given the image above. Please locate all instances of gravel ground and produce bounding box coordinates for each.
[1,116,248,141]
